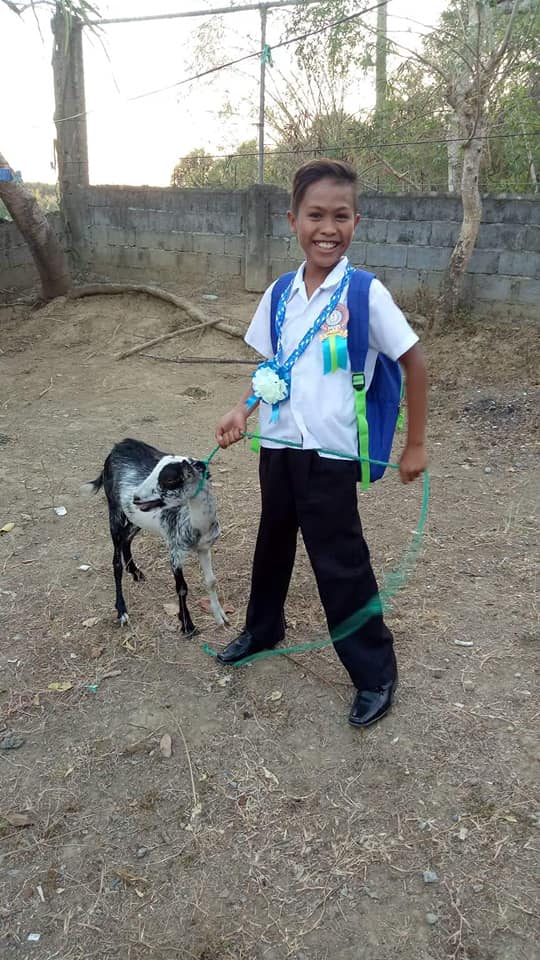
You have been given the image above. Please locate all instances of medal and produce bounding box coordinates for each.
[319,302,349,373]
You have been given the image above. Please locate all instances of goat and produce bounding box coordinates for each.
[82,438,228,635]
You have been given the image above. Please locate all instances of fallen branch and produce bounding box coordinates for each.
[69,283,245,358]
[142,354,254,366]
[114,316,225,361]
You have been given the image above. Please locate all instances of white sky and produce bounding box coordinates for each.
[1,0,449,186]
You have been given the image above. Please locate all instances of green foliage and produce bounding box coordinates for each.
[171,142,259,189]
[170,0,539,194]
[285,0,379,78]
[0,183,59,221]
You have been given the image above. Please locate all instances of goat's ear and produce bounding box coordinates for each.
[159,462,185,489]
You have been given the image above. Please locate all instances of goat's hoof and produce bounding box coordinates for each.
[133,569,145,582]
[118,613,130,626]
[182,626,199,639]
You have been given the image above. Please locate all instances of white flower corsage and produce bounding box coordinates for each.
[251,363,289,405]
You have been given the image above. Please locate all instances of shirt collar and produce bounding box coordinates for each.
[290,256,350,301]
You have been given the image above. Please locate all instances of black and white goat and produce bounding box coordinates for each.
[82,438,228,635]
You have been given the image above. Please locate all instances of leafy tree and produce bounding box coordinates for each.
[171,149,217,189]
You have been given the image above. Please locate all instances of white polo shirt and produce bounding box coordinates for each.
[245,257,418,458]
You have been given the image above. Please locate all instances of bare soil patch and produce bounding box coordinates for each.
[0,287,538,960]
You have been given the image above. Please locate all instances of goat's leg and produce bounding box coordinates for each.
[108,508,130,625]
[172,565,197,637]
[198,548,228,627]
[122,523,145,582]
[112,536,129,625]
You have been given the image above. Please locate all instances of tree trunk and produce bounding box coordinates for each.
[0,153,71,300]
[447,113,461,193]
[437,119,486,324]
[375,0,388,130]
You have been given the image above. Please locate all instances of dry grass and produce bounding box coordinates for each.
[0,291,538,960]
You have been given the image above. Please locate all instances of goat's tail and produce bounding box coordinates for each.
[80,473,104,497]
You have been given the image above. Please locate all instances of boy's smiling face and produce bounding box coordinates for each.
[288,177,360,276]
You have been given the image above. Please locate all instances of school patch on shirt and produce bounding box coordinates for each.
[319,303,349,373]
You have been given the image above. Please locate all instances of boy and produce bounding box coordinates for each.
[215,159,428,728]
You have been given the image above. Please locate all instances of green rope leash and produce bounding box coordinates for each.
[198,433,430,666]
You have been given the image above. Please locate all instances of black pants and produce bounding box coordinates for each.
[245,448,396,690]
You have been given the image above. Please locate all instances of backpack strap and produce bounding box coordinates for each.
[248,273,295,455]
[270,272,296,354]
[347,269,376,490]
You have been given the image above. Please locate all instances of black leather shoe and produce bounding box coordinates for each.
[348,679,397,728]
[216,630,268,665]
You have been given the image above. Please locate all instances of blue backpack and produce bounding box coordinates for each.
[270,268,403,487]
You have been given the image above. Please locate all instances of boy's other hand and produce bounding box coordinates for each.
[399,442,428,483]
[215,405,248,448]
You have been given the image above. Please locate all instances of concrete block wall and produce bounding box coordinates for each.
[267,190,540,316]
[81,186,245,283]
[0,186,538,318]
[0,213,64,293]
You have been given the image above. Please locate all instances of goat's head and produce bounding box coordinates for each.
[132,457,208,512]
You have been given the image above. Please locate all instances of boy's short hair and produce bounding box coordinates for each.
[291,158,358,214]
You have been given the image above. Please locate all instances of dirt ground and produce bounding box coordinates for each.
[0,284,538,960]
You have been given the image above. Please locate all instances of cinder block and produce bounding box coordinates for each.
[516,277,540,304]
[91,206,112,227]
[400,269,424,297]
[521,225,540,253]
[224,235,245,257]
[147,210,177,234]
[269,237,291,259]
[107,226,136,247]
[470,274,512,302]
[128,209,150,231]
[6,243,33,268]
[379,267,405,298]
[386,221,432,245]
[176,251,209,276]
[348,242,367,267]
[0,264,37,290]
[483,198,540,225]
[476,223,523,251]
[144,248,178,272]
[430,220,460,246]
[352,221,366,242]
[365,242,407,268]
[266,186,290,216]
[270,258,299,279]
[417,269,445,294]
[406,246,449,270]
[208,256,242,277]
[111,245,138,270]
[499,251,540,277]
[135,229,157,249]
[192,233,225,255]
[357,219,388,243]
[468,250,500,274]
[271,214,291,238]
